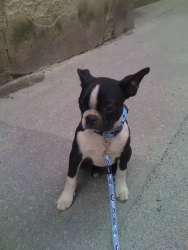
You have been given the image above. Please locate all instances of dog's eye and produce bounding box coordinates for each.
[105,105,115,112]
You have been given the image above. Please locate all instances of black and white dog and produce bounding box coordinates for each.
[56,67,150,211]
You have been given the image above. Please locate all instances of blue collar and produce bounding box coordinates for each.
[94,105,129,138]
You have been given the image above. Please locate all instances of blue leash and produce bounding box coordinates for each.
[101,105,129,250]
[104,154,120,250]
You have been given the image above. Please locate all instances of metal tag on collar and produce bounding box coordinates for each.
[102,136,111,155]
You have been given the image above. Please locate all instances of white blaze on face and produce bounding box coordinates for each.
[82,84,100,129]
[89,85,100,110]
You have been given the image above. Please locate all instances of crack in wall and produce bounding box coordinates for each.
[5,0,78,26]
[7,9,78,28]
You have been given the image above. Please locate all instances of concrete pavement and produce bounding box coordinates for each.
[1,0,188,249]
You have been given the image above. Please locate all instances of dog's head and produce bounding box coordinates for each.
[77,67,150,132]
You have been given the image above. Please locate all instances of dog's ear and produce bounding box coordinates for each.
[119,67,150,99]
[77,69,94,87]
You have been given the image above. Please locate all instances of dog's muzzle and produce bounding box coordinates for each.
[82,110,102,130]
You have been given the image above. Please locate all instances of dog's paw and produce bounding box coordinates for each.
[115,181,129,202]
[56,192,74,212]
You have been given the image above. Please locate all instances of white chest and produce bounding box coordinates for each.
[77,124,129,166]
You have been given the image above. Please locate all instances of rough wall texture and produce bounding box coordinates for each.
[0,0,134,85]
[134,0,160,9]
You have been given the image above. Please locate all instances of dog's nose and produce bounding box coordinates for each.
[85,115,98,125]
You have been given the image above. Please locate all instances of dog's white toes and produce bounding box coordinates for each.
[56,198,72,212]
[115,182,129,202]
[56,194,73,212]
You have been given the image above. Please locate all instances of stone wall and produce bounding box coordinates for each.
[0,0,134,85]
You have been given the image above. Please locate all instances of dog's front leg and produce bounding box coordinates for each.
[115,145,132,202]
[56,141,82,212]
[115,165,129,202]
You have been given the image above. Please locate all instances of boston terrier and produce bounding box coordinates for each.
[56,67,150,211]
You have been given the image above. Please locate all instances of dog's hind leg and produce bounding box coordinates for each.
[91,165,105,178]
